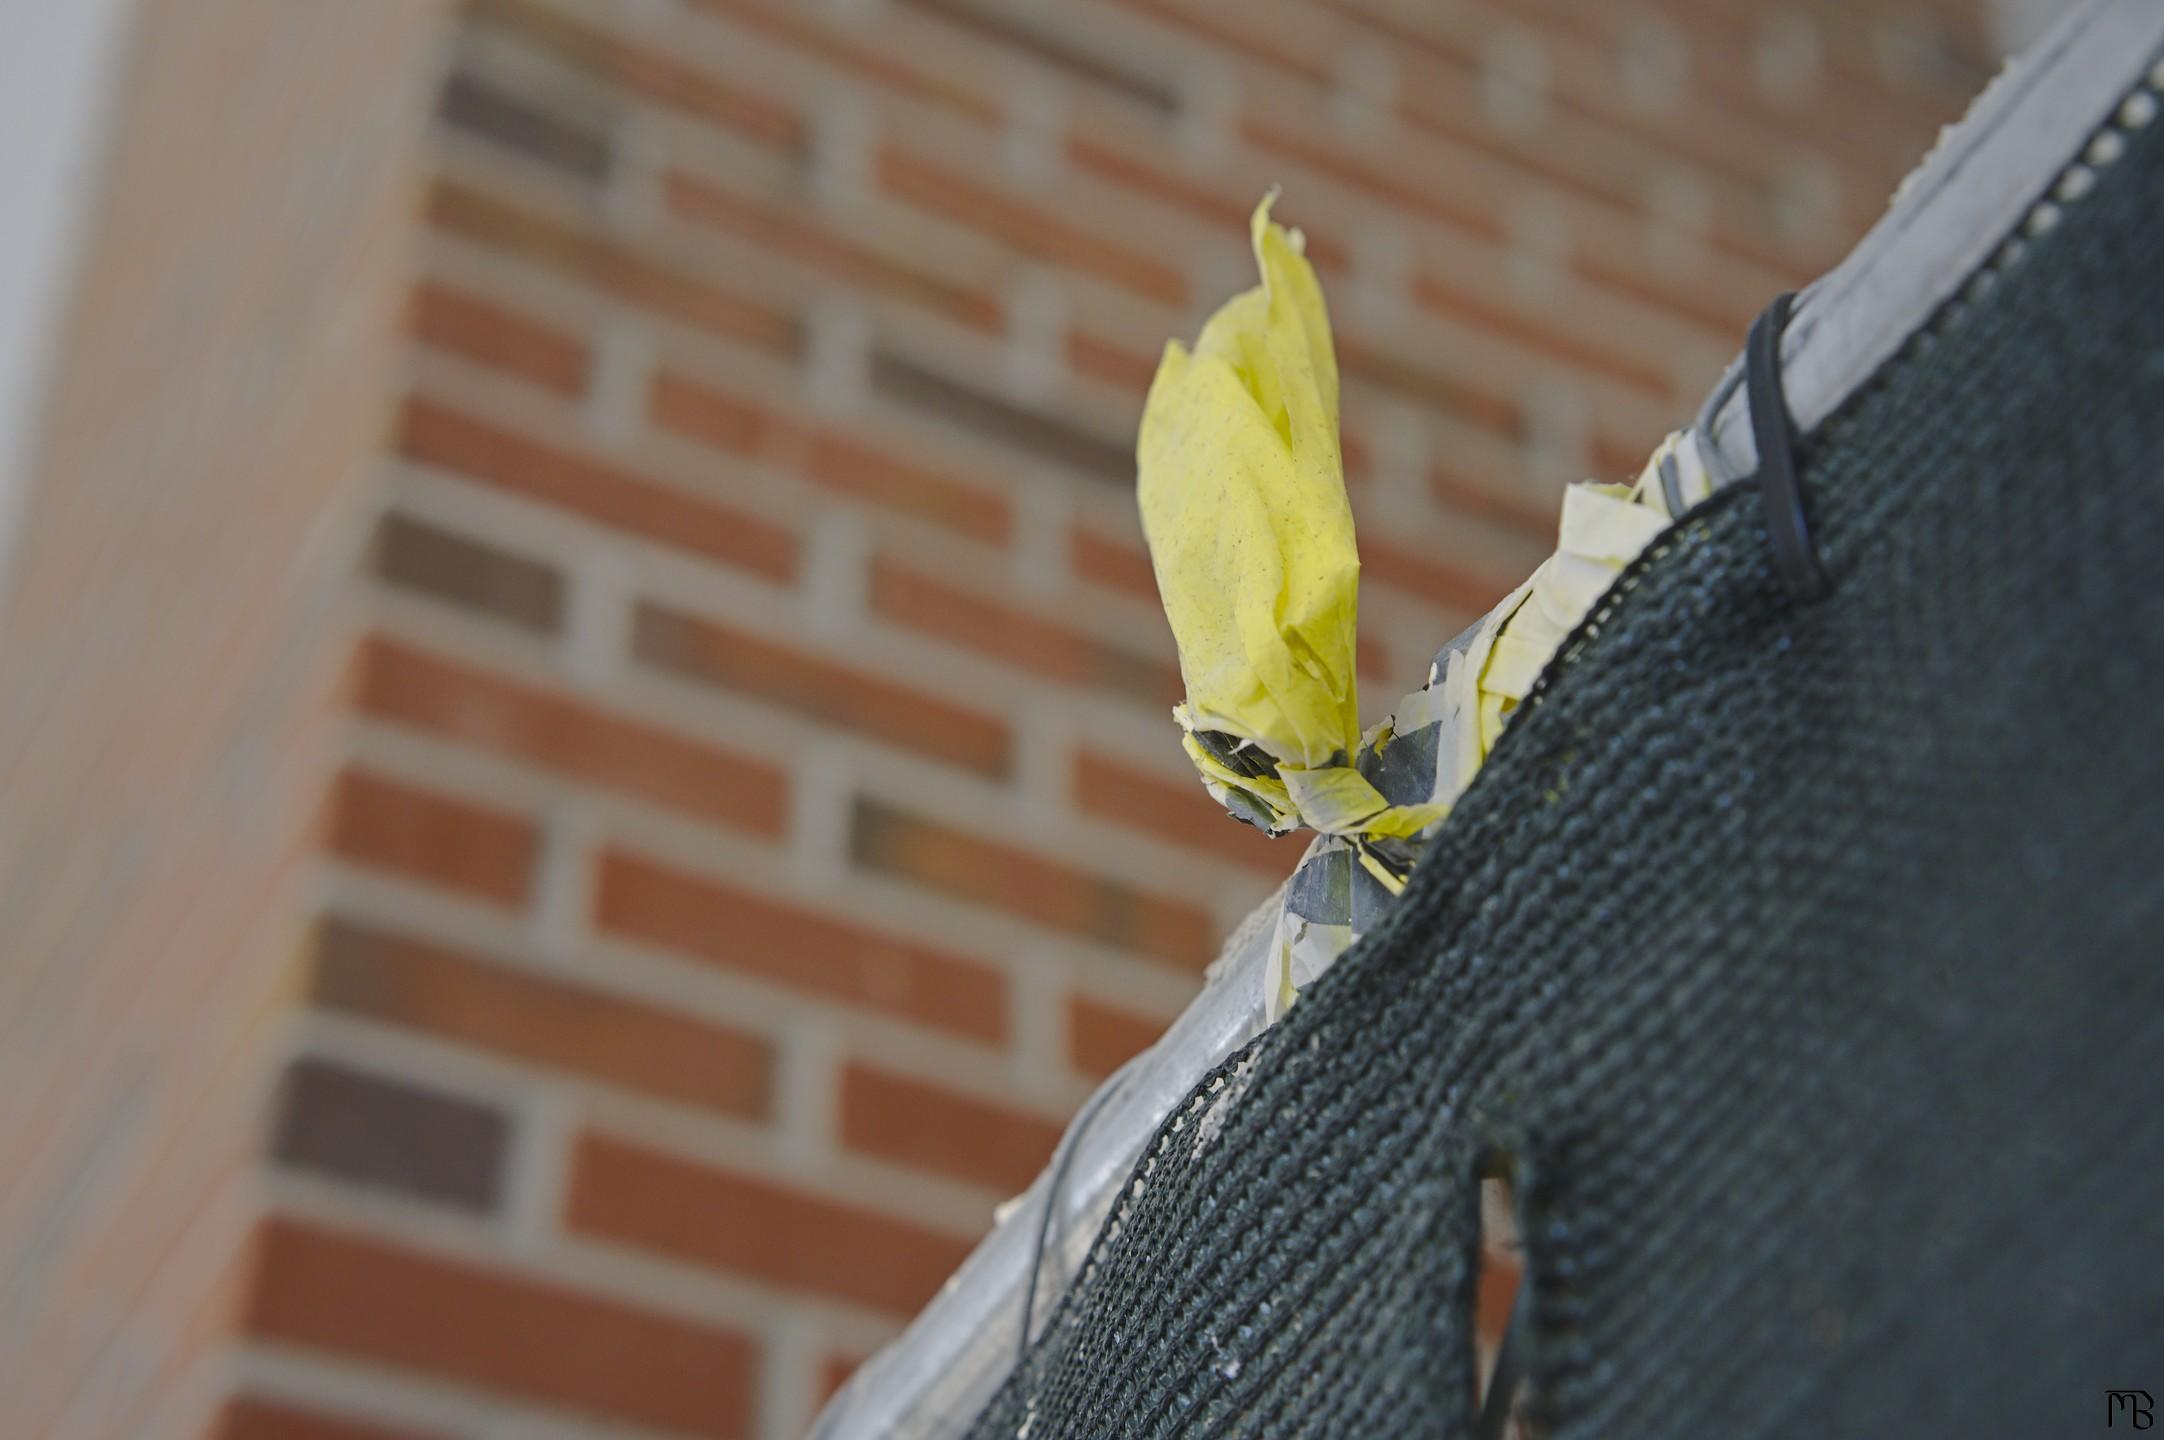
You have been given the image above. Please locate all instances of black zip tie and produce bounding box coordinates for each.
[1745,291,1831,603]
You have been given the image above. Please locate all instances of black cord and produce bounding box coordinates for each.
[1745,291,1831,603]
[1018,1061,1135,1363]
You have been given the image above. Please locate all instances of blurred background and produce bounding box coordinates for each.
[0,1,2032,1436]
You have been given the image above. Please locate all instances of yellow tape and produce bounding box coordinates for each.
[1140,192,1359,776]
[1142,195,1715,1022]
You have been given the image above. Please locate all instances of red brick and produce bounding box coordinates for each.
[1428,461,1558,542]
[645,369,778,459]
[870,555,1180,706]
[1063,134,1351,274]
[1067,994,1166,1080]
[850,797,1216,970]
[664,169,1003,333]
[1591,426,1660,485]
[869,348,1132,482]
[1386,73,1816,288]
[593,846,1008,1042]
[1241,112,1504,246]
[614,47,805,158]
[311,916,775,1121]
[1069,522,1158,603]
[1357,630,1394,686]
[206,1394,448,1440]
[1062,135,1248,227]
[426,180,800,355]
[1360,536,1517,617]
[1410,271,1673,403]
[567,1130,977,1317]
[838,1063,1061,1193]
[439,69,613,186]
[1317,0,1811,227]
[631,601,1013,778]
[900,0,1179,115]
[397,396,800,582]
[875,146,1186,307]
[1104,0,1330,84]
[1072,749,1293,878]
[1337,334,1521,447]
[355,634,790,837]
[409,281,589,397]
[1341,428,1373,480]
[1575,248,1754,340]
[800,425,1013,546]
[328,768,536,907]
[244,1218,754,1437]
[468,0,806,155]
[1483,2,1957,195]
[273,1057,511,1214]
[650,370,1014,545]
[372,511,566,633]
[688,0,1000,123]
[1066,329,1157,394]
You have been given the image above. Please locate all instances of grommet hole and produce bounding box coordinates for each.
[1473,1166,1531,1439]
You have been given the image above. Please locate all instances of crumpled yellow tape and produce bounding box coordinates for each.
[1141,193,1438,840]
[1140,190,1353,775]
[1141,191,1717,997]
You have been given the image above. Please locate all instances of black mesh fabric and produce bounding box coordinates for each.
[963,78,2164,1440]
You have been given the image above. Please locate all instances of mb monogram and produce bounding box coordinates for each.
[2109,1391,2154,1429]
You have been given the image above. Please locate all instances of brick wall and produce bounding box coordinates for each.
[0,5,450,1437]
[7,2,1995,1438]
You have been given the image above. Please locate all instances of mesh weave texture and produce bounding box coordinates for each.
[964,83,2164,1440]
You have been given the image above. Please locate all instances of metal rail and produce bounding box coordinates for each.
[809,4,2164,1433]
